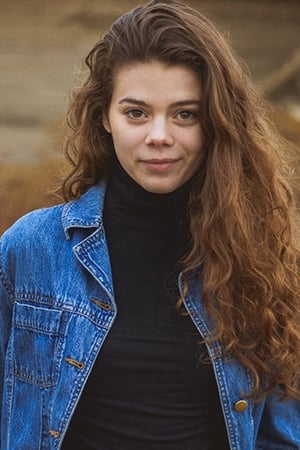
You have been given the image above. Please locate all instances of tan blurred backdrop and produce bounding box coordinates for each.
[1,0,300,233]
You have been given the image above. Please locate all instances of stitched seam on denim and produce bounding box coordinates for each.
[14,370,55,387]
[0,267,14,306]
[14,324,61,335]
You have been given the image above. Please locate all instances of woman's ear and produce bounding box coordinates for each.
[102,113,111,133]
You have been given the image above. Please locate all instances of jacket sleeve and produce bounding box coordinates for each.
[0,237,14,447]
[256,387,300,449]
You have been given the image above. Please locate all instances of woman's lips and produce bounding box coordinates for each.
[141,159,179,172]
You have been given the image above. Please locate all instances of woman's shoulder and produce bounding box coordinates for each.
[0,204,67,266]
[1,204,65,242]
[0,204,67,286]
[0,183,105,265]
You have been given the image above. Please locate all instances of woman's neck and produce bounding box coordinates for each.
[104,155,193,231]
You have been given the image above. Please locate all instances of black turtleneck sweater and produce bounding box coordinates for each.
[62,158,229,449]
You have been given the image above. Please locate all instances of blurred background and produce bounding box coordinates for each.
[1,0,300,233]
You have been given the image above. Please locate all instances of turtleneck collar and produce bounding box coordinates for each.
[104,154,193,231]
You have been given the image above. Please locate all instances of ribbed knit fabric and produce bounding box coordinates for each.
[62,157,229,449]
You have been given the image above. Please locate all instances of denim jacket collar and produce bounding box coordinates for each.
[61,182,106,239]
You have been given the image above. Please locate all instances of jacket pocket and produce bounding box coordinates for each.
[11,302,67,387]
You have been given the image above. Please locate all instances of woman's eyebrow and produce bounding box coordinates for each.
[118,97,201,106]
[118,97,148,106]
[171,100,201,107]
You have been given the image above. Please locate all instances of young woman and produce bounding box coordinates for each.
[1,1,300,449]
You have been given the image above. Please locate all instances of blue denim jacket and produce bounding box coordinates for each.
[0,182,299,450]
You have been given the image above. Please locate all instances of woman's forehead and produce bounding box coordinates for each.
[111,61,202,101]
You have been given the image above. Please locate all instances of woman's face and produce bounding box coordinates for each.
[103,60,205,193]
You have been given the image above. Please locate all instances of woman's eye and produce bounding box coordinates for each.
[176,110,197,121]
[125,109,146,119]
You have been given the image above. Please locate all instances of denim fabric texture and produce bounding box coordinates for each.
[0,182,299,449]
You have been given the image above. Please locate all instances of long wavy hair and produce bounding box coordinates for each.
[61,0,300,400]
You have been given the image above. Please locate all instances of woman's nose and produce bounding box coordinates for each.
[144,118,174,146]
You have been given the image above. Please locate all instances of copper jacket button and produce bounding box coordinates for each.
[234,400,248,412]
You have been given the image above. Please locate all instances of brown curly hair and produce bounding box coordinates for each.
[61,0,300,400]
